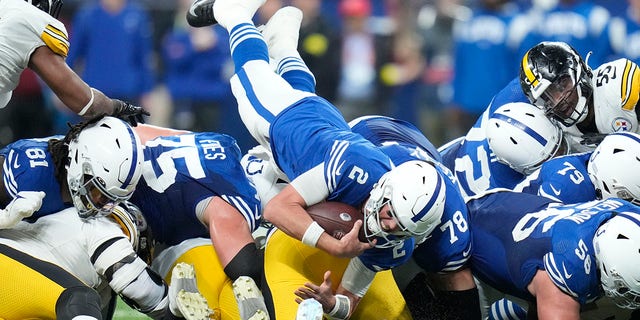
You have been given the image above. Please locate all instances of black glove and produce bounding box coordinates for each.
[580,133,608,147]
[112,100,150,126]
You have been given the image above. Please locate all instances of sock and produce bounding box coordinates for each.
[229,23,269,72]
[275,55,316,93]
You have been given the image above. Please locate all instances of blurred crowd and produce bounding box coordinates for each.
[1,0,631,152]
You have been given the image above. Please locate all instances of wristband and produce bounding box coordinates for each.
[301,221,324,247]
[328,294,350,320]
[77,88,95,116]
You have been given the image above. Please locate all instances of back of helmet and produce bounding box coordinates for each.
[486,102,566,175]
[587,132,640,204]
[593,213,640,309]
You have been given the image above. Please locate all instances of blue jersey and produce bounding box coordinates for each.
[515,152,596,204]
[130,133,261,246]
[351,116,472,273]
[0,136,69,218]
[271,96,392,208]
[441,78,529,199]
[468,192,632,304]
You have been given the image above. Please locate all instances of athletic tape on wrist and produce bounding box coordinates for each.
[301,221,324,247]
[328,294,350,320]
[77,88,95,116]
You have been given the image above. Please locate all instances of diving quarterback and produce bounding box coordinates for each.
[0,0,148,124]
[0,116,143,227]
[349,115,479,319]
[0,202,211,319]
[186,0,450,318]
[467,191,640,320]
[129,128,265,320]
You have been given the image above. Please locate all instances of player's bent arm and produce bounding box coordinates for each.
[92,235,173,319]
[527,269,580,320]
[264,185,370,258]
[203,196,261,281]
[28,46,117,118]
[133,124,192,144]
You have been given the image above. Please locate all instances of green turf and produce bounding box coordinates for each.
[113,297,151,319]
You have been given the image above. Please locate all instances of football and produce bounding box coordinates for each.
[307,201,367,242]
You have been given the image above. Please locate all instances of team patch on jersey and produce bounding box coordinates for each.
[621,60,640,111]
[612,117,632,132]
[41,24,69,57]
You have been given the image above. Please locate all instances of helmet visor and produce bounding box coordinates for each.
[540,74,580,120]
[77,174,122,217]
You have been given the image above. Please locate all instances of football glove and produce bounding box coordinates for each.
[580,133,607,148]
[112,100,150,127]
[0,191,45,229]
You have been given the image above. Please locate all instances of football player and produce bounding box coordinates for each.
[0,201,211,319]
[521,42,640,152]
[467,190,640,319]
[187,1,449,319]
[0,115,143,228]
[514,132,640,205]
[0,0,148,124]
[440,101,566,200]
[348,115,479,319]
[128,128,265,320]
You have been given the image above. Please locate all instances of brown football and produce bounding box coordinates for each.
[307,201,368,242]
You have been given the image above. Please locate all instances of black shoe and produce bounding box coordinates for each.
[186,0,217,27]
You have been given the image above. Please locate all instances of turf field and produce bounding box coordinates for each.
[113,298,150,319]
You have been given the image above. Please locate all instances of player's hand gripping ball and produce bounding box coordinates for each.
[307,201,368,242]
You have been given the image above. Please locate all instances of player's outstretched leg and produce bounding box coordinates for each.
[261,6,316,93]
[232,276,270,320]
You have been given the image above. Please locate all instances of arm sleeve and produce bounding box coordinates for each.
[340,258,376,297]
[290,163,329,206]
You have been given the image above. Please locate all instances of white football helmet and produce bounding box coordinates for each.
[67,117,144,218]
[363,160,446,248]
[25,0,63,18]
[486,102,566,175]
[593,212,640,309]
[587,132,640,204]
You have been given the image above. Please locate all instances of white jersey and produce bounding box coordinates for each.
[0,0,69,107]
[0,208,134,288]
[564,58,640,152]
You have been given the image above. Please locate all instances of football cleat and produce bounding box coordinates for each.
[176,290,215,320]
[187,0,217,27]
[232,276,270,320]
[169,263,214,320]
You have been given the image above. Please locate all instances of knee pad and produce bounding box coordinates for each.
[56,286,102,320]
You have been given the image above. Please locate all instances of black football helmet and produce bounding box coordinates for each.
[26,0,63,18]
[520,41,593,127]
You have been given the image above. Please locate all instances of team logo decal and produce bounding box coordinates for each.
[612,117,632,132]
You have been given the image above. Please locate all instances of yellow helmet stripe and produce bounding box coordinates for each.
[621,60,640,111]
[41,24,70,57]
[522,52,539,87]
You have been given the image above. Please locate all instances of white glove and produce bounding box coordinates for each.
[0,191,45,229]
